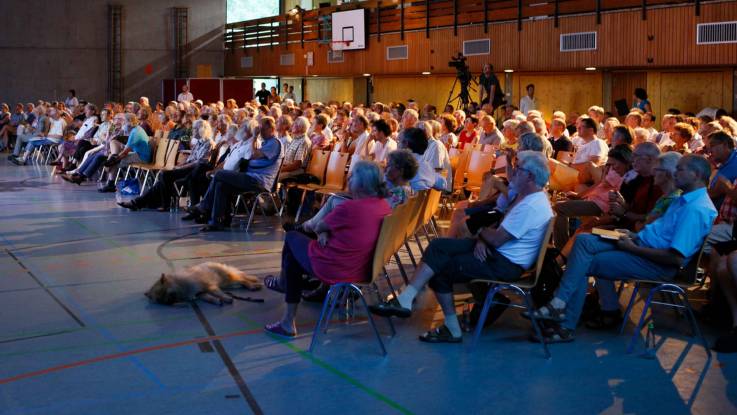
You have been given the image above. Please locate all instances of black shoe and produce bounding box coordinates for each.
[181,208,202,221]
[200,224,224,232]
[98,183,116,193]
[584,309,623,330]
[103,156,120,167]
[418,325,463,343]
[369,298,412,318]
[10,157,26,166]
[7,155,17,161]
[117,201,139,211]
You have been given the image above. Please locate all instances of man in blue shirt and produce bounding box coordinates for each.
[193,116,283,231]
[530,154,717,342]
[706,131,737,209]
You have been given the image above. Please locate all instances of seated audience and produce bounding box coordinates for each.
[531,154,716,341]
[186,117,283,231]
[369,151,553,343]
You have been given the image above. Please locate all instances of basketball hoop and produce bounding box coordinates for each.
[330,40,352,52]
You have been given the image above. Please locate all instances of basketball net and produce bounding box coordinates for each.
[330,40,352,52]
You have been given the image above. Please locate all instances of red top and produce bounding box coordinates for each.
[309,197,391,283]
[458,129,477,149]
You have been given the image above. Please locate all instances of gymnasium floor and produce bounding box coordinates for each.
[1,159,736,415]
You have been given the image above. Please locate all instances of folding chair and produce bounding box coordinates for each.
[303,151,350,203]
[291,149,330,222]
[469,220,555,358]
[234,158,285,233]
[464,150,495,194]
[129,138,180,192]
[309,205,419,356]
[619,242,711,357]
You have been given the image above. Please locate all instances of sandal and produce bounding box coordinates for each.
[529,322,575,344]
[263,274,286,293]
[264,322,296,338]
[418,325,462,343]
[528,303,567,322]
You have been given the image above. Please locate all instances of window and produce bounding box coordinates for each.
[227,0,279,24]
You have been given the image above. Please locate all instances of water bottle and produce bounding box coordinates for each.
[641,321,657,359]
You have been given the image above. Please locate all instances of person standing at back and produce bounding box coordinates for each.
[520,84,537,115]
[255,83,271,106]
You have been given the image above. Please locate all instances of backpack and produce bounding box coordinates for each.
[531,247,564,307]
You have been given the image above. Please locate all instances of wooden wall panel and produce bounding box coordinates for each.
[657,71,733,115]
[372,75,459,111]
[515,73,604,117]
[225,2,737,77]
[305,77,356,103]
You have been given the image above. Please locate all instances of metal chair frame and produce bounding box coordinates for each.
[468,220,556,359]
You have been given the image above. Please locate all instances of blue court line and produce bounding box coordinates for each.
[0,231,168,389]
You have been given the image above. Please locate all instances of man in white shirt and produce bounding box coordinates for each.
[13,108,66,165]
[177,84,194,103]
[370,119,397,167]
[572,118,608,166]
[519,84,537,115]
[347,115,374,172]
[399,128,447,191]
[370,150,553,343]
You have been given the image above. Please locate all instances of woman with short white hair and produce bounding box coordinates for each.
[265,160,392,337]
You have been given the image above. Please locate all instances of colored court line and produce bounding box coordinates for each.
[3,249,85,327]
[192,303,263,414]
[237,315,415,415]
[0,327,264,385]
[0,227,166,389]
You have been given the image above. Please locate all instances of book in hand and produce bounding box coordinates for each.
[592,227,624,240]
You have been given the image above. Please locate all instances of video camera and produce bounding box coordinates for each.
[448,53,472,84]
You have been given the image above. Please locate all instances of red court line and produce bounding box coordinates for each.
[0,327,264,385]
[0,318,348,386]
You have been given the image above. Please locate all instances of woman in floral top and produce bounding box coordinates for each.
[295,149,419,234]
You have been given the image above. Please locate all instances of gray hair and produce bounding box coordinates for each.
[681,154,712,185]
[518,132,544,152]
[293,116,310,134]
[349,160,388,198]
[635,141,660,158]
[516,150,550,188]
[657,151,682,176]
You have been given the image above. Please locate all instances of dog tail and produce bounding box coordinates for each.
[203,262,262,290]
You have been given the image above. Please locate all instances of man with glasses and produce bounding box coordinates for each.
[706,131,737,209]
[531,154,716,342]
[370,151,553,343]
[609,142,663,230]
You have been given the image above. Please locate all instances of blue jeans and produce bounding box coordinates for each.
[555,234,677,330]
[24,138,59,155]
[13,134,37,156]
[79,153,108,178]
[198,170,264,226]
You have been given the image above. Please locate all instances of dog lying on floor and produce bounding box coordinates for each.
[145,262,263,305]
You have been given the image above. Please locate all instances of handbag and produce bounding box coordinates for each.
[115,178,141,203]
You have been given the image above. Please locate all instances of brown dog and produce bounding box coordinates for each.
[145,262,262,305]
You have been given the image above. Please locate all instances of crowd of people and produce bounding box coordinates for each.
[3,80,737,353]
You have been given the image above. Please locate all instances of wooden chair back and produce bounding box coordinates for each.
[164,139,180,169]
[523,220,556,286]
[305,149,331,183]
[323,151,350,190]
[465,150,495,189]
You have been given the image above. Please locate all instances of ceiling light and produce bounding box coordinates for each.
[504,69,514,73]
[422,71,431,75]
[311,74,318,77]
[363,73,371,77]
[270,76,277,78]
[585,67,596,71]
